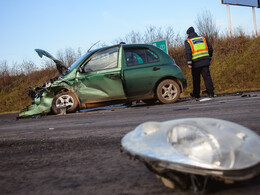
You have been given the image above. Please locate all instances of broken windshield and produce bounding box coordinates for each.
[65,51,91,74]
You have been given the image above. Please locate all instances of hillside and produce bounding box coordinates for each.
[1,36,260,113]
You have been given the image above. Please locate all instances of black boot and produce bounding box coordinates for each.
[190,92,200,98]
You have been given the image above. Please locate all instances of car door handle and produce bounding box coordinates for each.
[107,74,118,78]
[152,67,160,71]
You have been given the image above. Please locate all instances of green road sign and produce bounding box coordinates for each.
[151,40,168,54]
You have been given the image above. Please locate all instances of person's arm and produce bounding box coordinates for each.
[184,40,193,69]
[206,41,213,57]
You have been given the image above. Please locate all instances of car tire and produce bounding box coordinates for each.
[156,79,180,104]
[52,92,78,114]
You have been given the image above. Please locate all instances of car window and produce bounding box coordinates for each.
[124,48,159,66]
[146,49,159,63]
[84,47,118,72]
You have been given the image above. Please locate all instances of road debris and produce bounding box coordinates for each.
[121,118,260,192]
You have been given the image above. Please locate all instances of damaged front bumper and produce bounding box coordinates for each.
[19,90,54,118]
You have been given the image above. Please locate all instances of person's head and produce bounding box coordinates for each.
[186,26,195,36]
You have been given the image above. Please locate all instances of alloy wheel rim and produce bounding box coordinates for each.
[56,95,74,108]
[161,84,177,100]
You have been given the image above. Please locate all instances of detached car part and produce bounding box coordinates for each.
[121,118,260,190]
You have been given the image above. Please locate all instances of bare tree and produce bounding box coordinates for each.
[195,10,219,44]
[115,30,143,44]
[114,25,182,48]
[143,25,163,43]
[56,47,83,67]
[21,60,37,75]
[0,60,11,88]
[233,26,247,37]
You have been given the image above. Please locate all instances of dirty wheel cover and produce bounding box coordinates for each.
[52,92,78,114]
[56,95,74,108]
[156,79,180,104]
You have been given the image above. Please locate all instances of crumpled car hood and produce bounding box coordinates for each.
[35,49,67,74]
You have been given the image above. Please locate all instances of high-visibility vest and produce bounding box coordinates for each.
[187,37,209,60]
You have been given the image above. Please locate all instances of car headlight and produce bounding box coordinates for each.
[122,118,260,171]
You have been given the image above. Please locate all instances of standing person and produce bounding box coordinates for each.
[184,26,214,98]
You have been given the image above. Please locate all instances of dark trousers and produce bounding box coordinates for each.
[192,66,214,97]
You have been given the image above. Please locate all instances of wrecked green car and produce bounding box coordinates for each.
[19,43,187,118]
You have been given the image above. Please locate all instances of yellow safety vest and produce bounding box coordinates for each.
[187,37,209,60]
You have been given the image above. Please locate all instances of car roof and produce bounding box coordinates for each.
[88,43,155,55]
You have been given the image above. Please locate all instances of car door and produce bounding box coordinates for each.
[122,46,161,98]
[76,46,126,104]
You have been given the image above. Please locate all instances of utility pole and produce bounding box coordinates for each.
[252,6,258,37]
[226,4,232,37]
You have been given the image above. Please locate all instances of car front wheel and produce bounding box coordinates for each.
[156,79,180,104]
[52,92,78,114]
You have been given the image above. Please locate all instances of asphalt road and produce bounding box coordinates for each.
[0,92,260,195]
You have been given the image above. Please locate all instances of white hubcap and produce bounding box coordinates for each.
[56,95,74,108]
[162,84,177,100]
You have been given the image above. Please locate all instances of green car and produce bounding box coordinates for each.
[19,43,187,118]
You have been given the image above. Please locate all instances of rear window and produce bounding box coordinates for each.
[124,48,159,66]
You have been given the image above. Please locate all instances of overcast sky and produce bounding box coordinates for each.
[1,0,259,67]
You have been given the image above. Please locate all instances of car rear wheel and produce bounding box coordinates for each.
[52,92,78,114]
[156,79,180,104]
